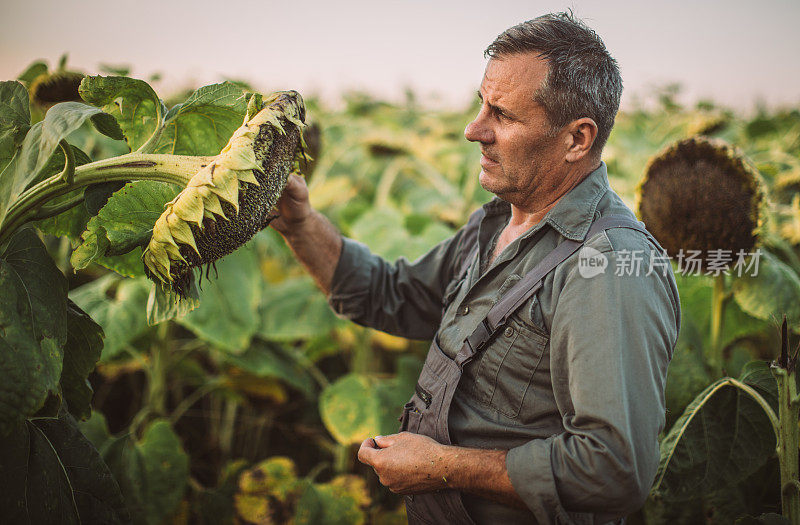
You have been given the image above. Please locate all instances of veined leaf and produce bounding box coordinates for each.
[153,82,247,156]
[178,245,261,352]
[0,81,30,167]
[100,419,188,525]
[72,180,180,269]
[732,250,800,321]
[79,76,162,152]
[95,246,147,278]
[69,274,151,361]
[258,276,342,341]
[61,300,104,420]
[17,61,48,84]
[219,341,315,397]
[0,228,67,435]
[349,206,453,261]
[146,279,200,325]
[0,101,115,228]
[319,359,420,445]
[293,480,366,525]
[676,274,769,354]
[320,374,381,445]
[0,413,128,524]
[652,361,778,501]
[0,81,31,226]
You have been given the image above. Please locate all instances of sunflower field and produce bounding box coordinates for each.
[1,57,800,524]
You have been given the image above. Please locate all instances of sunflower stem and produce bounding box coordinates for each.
[709,273,729,377]
[772,362,800,523]
[0,153,213,246]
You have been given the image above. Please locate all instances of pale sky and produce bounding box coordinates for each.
[2,0,799,111]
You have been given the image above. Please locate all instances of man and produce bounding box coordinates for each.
[271,12,680,525]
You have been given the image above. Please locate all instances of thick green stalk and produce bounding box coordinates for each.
[0,152,213,245]
[146,322,172,418]
[772,365,800,522]
[709,273,729,376]
[334,443,351,474]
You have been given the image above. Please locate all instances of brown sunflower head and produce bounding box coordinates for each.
[637,136,763,268]
[30,71,84,108]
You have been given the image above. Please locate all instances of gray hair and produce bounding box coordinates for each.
[485,12,623,155]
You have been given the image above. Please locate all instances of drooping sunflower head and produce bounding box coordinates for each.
[143,90,307,296]
[29,71,84,108]
[637,136,763,268]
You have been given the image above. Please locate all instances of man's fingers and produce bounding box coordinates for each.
[374,433,400,448]
[357,439,379,465]
[283,173,308,199]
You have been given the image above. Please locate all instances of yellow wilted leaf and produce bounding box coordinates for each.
[238,456,299,502]
[223,368,288,403]
[370,330,408,352]
[309,177,357,209]
[234,493,272,524]
[328,475,371,507]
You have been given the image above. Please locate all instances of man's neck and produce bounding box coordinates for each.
[508,160,600,231]
[488,160,600,266]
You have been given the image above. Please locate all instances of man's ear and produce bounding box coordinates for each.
[564,117,598,163]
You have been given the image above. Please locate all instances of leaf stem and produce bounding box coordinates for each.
[0,153,213,246]
[32,193,85,221]
[57,139,75,185]
[135,101,165,154]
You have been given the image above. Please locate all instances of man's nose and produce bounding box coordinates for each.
[464,114,494,144]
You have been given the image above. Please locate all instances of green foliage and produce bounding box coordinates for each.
[234,457,369,524]
[178,244,262,351]
[152,83,247,156]
[0,228,67,434]
[98,419,189,525]
[653,361,778,501]
[79,76,163,152]
[733,250,800,321]
[0,412,128,524]
[71,180,181,270]
[220,341,316,398]
[320,356,422,445]
[62,300,105,419]
[69,274,151,360]
[0,100,117,227]
[258,275,343,341]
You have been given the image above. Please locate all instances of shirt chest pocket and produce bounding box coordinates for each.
[468,310,549,419]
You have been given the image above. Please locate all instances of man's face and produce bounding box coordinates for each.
[464,53,566,206]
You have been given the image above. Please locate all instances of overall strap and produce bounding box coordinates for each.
[454,215,649,367]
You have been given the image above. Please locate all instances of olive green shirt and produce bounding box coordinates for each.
[328,163,681,524]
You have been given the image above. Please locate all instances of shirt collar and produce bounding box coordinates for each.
[480,162,610,241]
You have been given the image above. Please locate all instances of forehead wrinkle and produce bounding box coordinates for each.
[482,55,549,118]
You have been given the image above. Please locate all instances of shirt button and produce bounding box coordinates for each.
[460,305,470,315]
[504,326,515,338]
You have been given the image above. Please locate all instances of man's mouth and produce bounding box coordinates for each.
[480,151,499,168]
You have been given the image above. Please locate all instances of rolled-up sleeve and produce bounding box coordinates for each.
[328,229,465,340]
[505,236,680,523]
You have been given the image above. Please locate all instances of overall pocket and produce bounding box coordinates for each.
[399,402,423,433]
[397,362,447,440]
[469,315,549,419]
